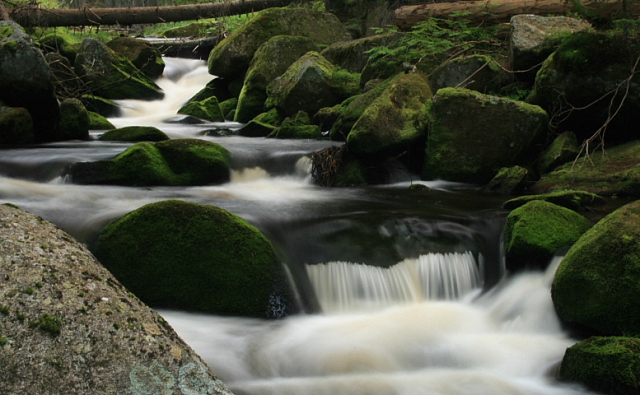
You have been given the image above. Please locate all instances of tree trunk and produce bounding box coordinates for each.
[393,0,640,29]
[6,0,299,27]
[0,0,10,21]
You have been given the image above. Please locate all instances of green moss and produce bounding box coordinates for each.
[104,143,175,186]
[88,111,115,130]
[554,32,629,75]
[178,96,224,122]
[32,313,62,336]
[99,126,169,142]
[552,200,640,335]
[560,337,640,394]
[237,119,277,137]
[503,190,605,211]
[1,39,18,52]
[253,108,285,127]
[23,287,35,295]
[58,98,90,141]
[94,200,292,318]
[336,159,367,187]
[0,305,9,315]
[0,25,14,39]
[504,200,591,271]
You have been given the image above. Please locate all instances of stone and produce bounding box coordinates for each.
[88,111,115,130]
[429,54,512,94]
[98,126,169,142]
[178,96,225,122]
[552,200,640,335]
[58,98,90,141]
[320,32,401,73]
[0,204,232,395]
[537,131,580,174]
[423,87,548,184]
[106,37,165,79]
[0,104,33,144]
[484,166,529,195]
[503,190,605,211]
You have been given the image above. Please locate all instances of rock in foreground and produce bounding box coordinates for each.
[0,204,232,395]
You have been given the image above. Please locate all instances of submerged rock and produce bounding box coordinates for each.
[94,199,295,318]
[503,200,591,271]
[552,200,640,335]
[0,204,232,395]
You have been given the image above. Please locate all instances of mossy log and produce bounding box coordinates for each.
[393,0,640,29]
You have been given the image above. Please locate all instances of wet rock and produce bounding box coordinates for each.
[269,111,322,139]
[0,204,232,395]
[423,87,548,184]
[503,200,591,271]
[207,7,351,80]
[235,35,318,123]
[0,21,60,142]
[93,199,296,318]
[88,111,115,130]
[552,200,640,335]
[178,96,225,122]
[98,126,169,142]
[81,94,121,117]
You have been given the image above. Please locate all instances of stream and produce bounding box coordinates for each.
[0,58,596,395]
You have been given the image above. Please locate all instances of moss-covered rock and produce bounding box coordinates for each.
[533,140,640,197]
[98,126,169,142]
[38,30,80,65]
[538,131,580,174]
[207,7,351,80]
[66,139,229,186]
[219,97,238,119]
[484,166,530,195]
[81,94,120,117]
[526,32,640,144]
[237,119,277,137]
[346,72,432,158]
[94,199,294,318]
[559,336,640,395]
[254,108,285,127]
[235,35,319,123]
[185,77,235,104]
[552,200,640,335]
[320,32,401,73]
[88,111,115,130]
[58,98,89,141]
[178,96,224,122]
[0,105,33,144]
[268,114,322,139]
[106,37,165,79]
[503,200,591,271]
[266,51,360,118]
[423,87,548,184]
[429,54,512,94]
[159,21,220,38]
[75,38,164,101]
[503,190,606,211]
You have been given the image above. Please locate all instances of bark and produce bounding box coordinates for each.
[0,0,10,21]
[5,0,299,27]
[393,0,640,29]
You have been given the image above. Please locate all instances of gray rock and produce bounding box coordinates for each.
[0,21,60,142]
[429,54,512,95]
[0,204,232,395]
[320,32,401,74]
[537,131,580,174]
[509,15,591,81]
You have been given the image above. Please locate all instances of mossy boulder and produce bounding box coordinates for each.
[526,32,640,143]
[58,98,89,141]
[106,37,165,79]
[429,54,512,94]
[552,200,640,335]
[93,199,294,318]
[503,200,591,271]
[559,336,640,395]
[186,77,234,104]
[207,7,351,80]
[346,73,432,158]
[423,87,548,184]
[178,96,224,122]
[266,51,360,118]
[219,97,238,119]
[484,165,530,195]
[38,31,80,64]
[0,21,60,142]
[237,120,277,137]
[268,113,322,139]
[320,32,401,73]
[503,190,606,211]
[235,35,319,123]
[533,140,640,197]
[0,104,33,144]
[98,126,169,142]
[88,111,115,130]
[81,94,120,117]
[74,38,164,101]
[66,138,229,186]
[538,131,580,174]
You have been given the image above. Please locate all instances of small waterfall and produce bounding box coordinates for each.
[307,252,483,313]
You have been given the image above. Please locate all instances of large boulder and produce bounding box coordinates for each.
[429,54,512,95]
[266,51,360,118]
[66,139,230,186]
[235,35,319,123]
[559,336,640,395]
[552,200,640,335]
[533,140,640,197]
[0,204,231,395]
[509,15,592,81]
[526,32,640,144]
[93,200,295,318]
[0,104,33,144]
[346,72,432,159]
[207,7,351,80]
[0,21,60,142]
[503,200,591,271]
[106,37,165,79]
[423,87,548,184]
[74,38,164,101]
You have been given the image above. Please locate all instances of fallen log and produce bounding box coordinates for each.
[5,0,299,27]
[393,0,640,29]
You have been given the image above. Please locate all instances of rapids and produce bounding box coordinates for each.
[0,58,596,395]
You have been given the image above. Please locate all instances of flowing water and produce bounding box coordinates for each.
[0,58,595,395]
